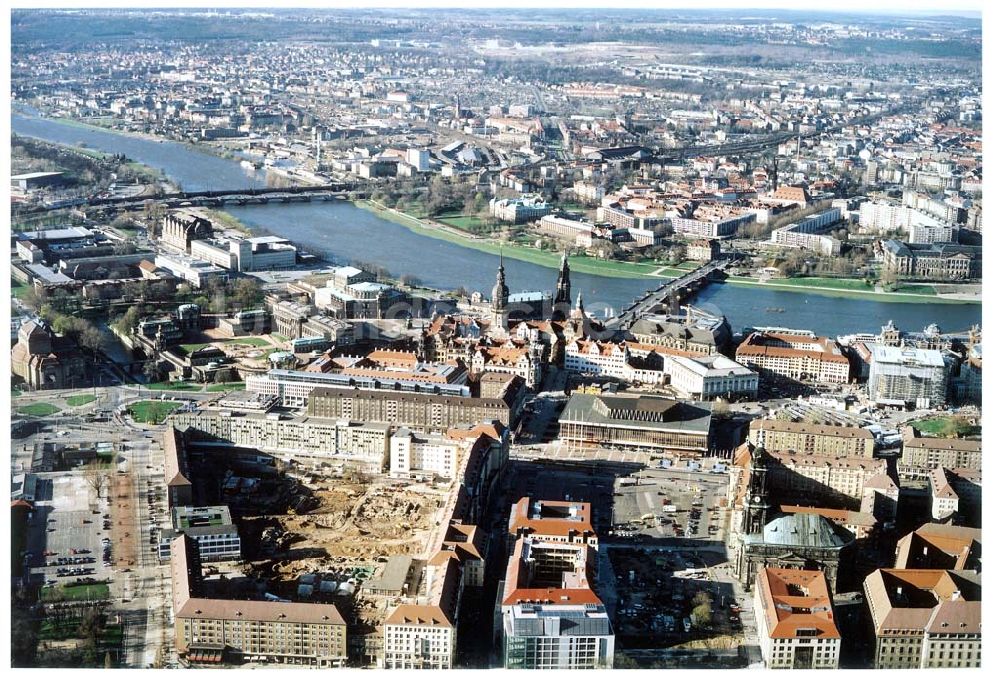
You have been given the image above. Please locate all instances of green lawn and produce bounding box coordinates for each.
[207,381,245,392]
[65,394,97,407]
[128,400,182,424]
[17,402,62,417]
[436,213,491,232]
[40,582,110,602]
[144,381,199,391]
[11,277,30,299]
[756,276,937,296]
[725,275,972,304]
[178,343,210,354]
[894,284,937,295]
[38,618,83,641]
[271,334,289,343]
[911,416,980,439]
[770,277,876,292]
[553,201,593,211]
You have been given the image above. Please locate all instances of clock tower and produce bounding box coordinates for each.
[743,444,770,535]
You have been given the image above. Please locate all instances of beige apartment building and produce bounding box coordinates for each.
[750,419,876,458]
[900,427,982,473]
[170,410,390,473]
[171,536,347,666]
[766,450,891,503]
[306,378,524,432]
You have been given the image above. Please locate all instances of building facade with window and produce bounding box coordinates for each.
[753,568,841,669]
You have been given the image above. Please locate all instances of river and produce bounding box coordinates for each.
[12,112,982,337]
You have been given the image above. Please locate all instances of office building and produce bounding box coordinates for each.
[894,524,981,572]
[736,332,850,384]
[753,568,841,669]
[158,505,241,562]
[863,569,980,669]
[498,499,613,669]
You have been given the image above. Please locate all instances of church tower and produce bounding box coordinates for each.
[491,251,510,333]
[553,251,572,320]
[743,444,771,536]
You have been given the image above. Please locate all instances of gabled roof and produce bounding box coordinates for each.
[163,427,192,489]
[757,568,839,640]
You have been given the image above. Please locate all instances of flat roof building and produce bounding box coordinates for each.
[868,346,948,409]
[558,393,712,457]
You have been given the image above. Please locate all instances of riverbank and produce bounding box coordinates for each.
[14,107,240,163]
[724,276,979,305]
[355,200,683,280]
[359,200,981,306]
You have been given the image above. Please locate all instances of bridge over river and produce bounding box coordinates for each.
[605,259,735,331]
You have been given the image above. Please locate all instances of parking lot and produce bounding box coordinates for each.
[608,547,743,653]
[24,473,115,590]
[612,469,729,542]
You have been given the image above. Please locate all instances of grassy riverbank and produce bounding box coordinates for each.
[355,200,682,280]
[725,276,972,304]
[357,201,980,305]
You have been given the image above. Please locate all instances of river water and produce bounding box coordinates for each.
[12,112,982,337]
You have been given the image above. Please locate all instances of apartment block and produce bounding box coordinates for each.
[171,535,347,667]
[389,427,463,479]
[305,377,525,433]
[894,524,981,572]
[749,419,876,458]
[169,410,390,473]
[900,427,981,473]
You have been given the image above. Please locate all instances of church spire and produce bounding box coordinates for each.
[553,250,572,319]
[492,249,509,312]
